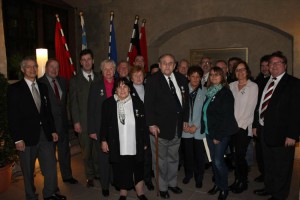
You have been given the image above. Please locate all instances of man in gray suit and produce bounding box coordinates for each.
[144,54,189,199]
[39,58,78,184]
[69,49,100,187]
[8,56,66,200]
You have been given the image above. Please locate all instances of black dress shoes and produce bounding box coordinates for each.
[254,174,264,182]
[182,177,191,184]
[231,182,248,193]
[137,194,148,200]
[63,178,78,184]
[160,191,170,199]
[208,185,221,195]
[44,193,66,200]
[253,188,269,196]
[119,196,126,200]
[218,190,228,200]
[86,179,94,187]
[145,181,154,190]
[102,189,109,197]
[168,186,182,194]
[196,182,202,188]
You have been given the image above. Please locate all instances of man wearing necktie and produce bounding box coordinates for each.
[253,51,300,200]
[69,49,100,187]
[145,54,189,199]
[7,57,66,200]
[39,59,78,185]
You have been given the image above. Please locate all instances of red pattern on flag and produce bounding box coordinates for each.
[55,16,75,81]
[127,16,140,66]
[140,20,148,72]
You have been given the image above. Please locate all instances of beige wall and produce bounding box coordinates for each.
[60,0,300,77]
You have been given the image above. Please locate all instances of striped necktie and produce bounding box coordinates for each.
[260,77,277,119]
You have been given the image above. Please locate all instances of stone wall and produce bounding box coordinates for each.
[60,0,300,78]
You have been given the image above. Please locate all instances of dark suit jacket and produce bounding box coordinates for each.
[69,70,100,133]
[144,71,189,140]
[38,75,68,136]
[253,73,300,146]
[87,78,107,137]
[8,79,56,146]
[129,82,144,103]
[100,96,149,163]
[201,87,238,141]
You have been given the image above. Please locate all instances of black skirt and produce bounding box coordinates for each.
[112,155,144,189]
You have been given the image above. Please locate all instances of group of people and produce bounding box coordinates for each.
[7,49,299,200]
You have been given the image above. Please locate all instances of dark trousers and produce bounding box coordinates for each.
[96,141,112,190]
[19,130,58,200]
[54,131,72,180]
[260,127,295,200]
[207,136,230,191]
[232,128,251,183]
[254,127,264,176]
[144,145,153,184]
[181,138,205,184]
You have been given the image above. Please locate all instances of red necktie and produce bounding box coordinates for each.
[52,79,60,100]
[260,78,277,119]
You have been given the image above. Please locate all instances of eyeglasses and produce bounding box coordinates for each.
[209,73,221,77]
[201,61,212,65]
[235,68,246,73]
[160,62,175,67]
[269,61,284,66]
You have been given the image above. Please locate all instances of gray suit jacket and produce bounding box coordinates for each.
[69,70,100,134]
[38,75,68,136]
[87,78,108,138]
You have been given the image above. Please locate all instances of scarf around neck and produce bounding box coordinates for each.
[114,94,132,125]
[206,84,223,99]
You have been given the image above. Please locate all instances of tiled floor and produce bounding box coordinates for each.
[1,148,299,200]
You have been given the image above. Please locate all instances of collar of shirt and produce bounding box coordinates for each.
[268,72,285,88]
[24,78,39,93]
[82,70,94,81]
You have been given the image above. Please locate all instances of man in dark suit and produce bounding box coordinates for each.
[39,58,78,184]
[69,49,100,187]
[253,51,300,200]
[7,57,66,200]
[87,59,116,197]
[253,54,271,183]
[144,54,189,199]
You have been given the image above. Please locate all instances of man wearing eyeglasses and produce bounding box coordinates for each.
[144,54,189,199]
[253,51,300,200]
[200,56,212,87]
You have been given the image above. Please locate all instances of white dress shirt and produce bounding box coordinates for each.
[163,73,183,105]
[118,99,136,155]
[258,73,285,126]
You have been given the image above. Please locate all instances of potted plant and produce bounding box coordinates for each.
[0,73,18,193]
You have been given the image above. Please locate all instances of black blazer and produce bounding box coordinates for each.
[253,73,300,146]
[100,96,149,163]
[87,78,107,137]
[144,71,189,140]
[201,87,238,141]
[38,75,68,136]
[8,79,56,146]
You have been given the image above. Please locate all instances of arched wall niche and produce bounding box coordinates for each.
[148,16,293,77]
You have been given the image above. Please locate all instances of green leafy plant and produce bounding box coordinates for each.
[0,73,18,167]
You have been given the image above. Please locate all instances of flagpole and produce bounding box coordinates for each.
[108,11,114,60]
[140,19,146,39]
[126,15,139,62]
[55,14,76,75]
[79,11,88,50]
